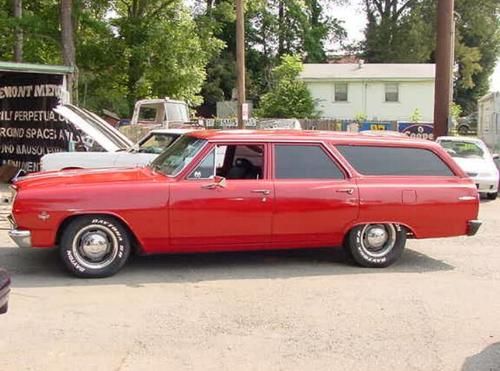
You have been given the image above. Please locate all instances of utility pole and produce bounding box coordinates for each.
[236,0,246,128]
[13,0,23,62]
[433,0,455,138]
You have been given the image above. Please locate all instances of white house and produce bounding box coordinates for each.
[299,62,436,122]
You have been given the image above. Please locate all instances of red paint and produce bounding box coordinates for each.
[11,130,479,253]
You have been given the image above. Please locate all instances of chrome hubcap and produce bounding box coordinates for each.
[72,224,118,270]
[80,232,110,261]
[360,224,397,258]
[365,227,388,248]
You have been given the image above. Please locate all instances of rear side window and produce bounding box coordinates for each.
[275,145,344,179]
[336,145,454,176]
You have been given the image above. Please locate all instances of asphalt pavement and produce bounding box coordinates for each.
[0,195,499,371]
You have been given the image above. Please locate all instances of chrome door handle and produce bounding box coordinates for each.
[201,183,218,190]
[336,188,354,195]
[251,189,271,195]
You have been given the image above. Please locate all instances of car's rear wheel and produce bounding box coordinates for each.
[457,125,469,136]
[0,303,7,314]
[346,223,406,268]
[59,216,131,278]
[487,192,498,200]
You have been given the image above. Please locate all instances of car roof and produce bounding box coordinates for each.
[437,136,485,144]
[149,128,195,135]
[187,129,434,147]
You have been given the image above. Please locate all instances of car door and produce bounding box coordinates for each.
[169,142,273,251]
[271,143,359,248]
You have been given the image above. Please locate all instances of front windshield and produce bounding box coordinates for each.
[440,140,485,159]
[150,135,206,176]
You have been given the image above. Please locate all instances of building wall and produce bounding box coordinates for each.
[305,80,435,122]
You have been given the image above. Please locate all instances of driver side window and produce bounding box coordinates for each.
[188,144,264,180]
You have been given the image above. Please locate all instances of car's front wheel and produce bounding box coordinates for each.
[346,223,406,268]
[59,216,131,278]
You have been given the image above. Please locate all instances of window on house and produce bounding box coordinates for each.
[334,83,348,102]
[385,83,399,102]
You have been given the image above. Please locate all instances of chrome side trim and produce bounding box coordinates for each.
[458,196,477,201]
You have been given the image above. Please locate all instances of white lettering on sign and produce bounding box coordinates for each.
[0,84,63,99]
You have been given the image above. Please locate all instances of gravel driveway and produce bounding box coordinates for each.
[0,197,499,371]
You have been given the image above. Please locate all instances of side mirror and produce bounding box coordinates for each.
[201,175,226,190]
[213,175,227,188]
[493,154,499,160]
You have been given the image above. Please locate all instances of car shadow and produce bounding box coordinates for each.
[0,244,454,288]
[462,343,500,371]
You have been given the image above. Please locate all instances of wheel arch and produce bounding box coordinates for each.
[55,212,143,253]
[344,221,418,239]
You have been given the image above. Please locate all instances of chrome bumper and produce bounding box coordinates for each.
[8,229,32,248]
[467,220,482,237]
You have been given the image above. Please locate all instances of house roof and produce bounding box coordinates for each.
[300,63,435,81]
[0,61,74,75]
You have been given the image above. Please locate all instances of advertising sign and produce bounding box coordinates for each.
[0,72,76,172]
[359,121,394,131]
[398,122,434,140]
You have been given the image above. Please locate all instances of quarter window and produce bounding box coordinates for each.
[336,145,454,176]
[275,145,344,179]
[385,83,399,102]
[334,83,348,102]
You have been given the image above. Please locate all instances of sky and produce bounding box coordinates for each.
[334,3,500,93]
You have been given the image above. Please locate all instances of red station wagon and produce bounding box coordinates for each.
[8,130,481,278]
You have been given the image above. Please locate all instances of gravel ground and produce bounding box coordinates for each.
[0,192,499,371]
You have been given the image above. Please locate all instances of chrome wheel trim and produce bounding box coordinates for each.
[72,224,119,270]
[360,224,397,258]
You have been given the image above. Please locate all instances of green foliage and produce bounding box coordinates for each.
[454,0,500,114]
[196,0,347,114]
[354,112,367,122]
[363,0,500,115]
[256,55,317,118]
[450,102,463,121]
[363,0,435,63]
[409,108,423,123]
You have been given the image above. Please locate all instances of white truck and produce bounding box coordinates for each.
[478,91,500,152]
[40,103,193,171]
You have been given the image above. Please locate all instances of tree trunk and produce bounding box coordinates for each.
[278,0,285,55]
[13,0,23,62]
[60,0,76,101]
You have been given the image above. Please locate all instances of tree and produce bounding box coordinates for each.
[362,0,500,115]
[454,0,500,114]
[12,0,22,62]
[363,0,435,63]
[256,54,316,118]
[113,0,223,113]
[60,0,76,95]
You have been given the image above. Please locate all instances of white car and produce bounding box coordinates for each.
[437,136,499,199]
[41,105,193,171]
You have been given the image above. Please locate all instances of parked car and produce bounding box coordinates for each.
[494,153,500,191]
[456,112,478,135]
[437,136,499,200]
[41,105,193,171]
[0,269,10,314]
[9,130,481,278]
